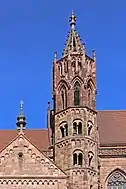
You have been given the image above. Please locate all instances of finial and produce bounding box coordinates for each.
[48,101,50,111]
[92,50,96,61]
[16,100,26,131]
[20,100,24,115]
[69,11,76,30]
[54,52,57,62]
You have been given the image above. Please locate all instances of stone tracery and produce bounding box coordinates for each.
[107,171,126,189]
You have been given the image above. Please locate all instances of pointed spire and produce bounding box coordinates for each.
[16,100,26,132]
[63,12,85,56]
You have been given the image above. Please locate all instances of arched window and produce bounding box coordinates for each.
[78,153,83,165]
[73,151,83,166]
[73,120,82,135]
[74,82,80,106]
[88,151,94,167]
[87,80,94,108]
[60,122,68,138]
[73,153,77,165]
[60,126,64,138]
[61,86,67,110]
[87,121,93,136]
[73,122,77,135]
[88,88,91,105]
[107,171,126,189]
[65,124,68,136]
[78,122,82,135]
[64,60,68,73]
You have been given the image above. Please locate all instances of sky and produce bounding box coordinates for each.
[0,0,126,129]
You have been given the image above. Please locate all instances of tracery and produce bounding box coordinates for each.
[107,171,126,189]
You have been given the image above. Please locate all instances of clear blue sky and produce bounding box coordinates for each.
[0,0,125,129]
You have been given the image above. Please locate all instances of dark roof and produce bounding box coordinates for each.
[0,129,50,152]
[98,110,126,147]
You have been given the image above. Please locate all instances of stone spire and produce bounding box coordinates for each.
[16,100,26,131]
[63,11,85,56]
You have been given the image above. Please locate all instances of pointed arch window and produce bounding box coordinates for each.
[87,80,95,108]
[107,171,126,189]
[61,86,67,110]
[87,82,92,107]
[61,90,65,109]
[74,81,80,106]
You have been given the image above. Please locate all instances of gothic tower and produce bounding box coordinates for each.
[52,12,99,189]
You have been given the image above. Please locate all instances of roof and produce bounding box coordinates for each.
[98,110,126,147]
[0,129,50,152]
[0,110,126,150]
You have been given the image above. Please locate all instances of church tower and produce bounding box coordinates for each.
[52,12,99,189]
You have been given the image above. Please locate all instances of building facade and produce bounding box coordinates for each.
[0,13,125,189]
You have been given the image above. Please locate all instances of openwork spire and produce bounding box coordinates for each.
[63,12,85,56]
[16,100,26,131]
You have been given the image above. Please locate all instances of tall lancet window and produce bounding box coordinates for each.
[74,81,80,106]
[87,81,92,107]
[61,86,67,110]
[107,171,126,189]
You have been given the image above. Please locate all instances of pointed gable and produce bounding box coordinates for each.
[0,133,66,178]
[0,129,50,153]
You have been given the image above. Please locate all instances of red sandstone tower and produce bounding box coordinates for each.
[52,12,99,189]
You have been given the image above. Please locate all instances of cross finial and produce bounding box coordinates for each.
[20,100,24,115]
[69,11,76,30]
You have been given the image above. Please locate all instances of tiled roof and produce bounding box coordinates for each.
[0,110,126,150]
[0,129,50,152]
[97,110,126,146]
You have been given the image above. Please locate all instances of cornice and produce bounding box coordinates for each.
[99,147,126,158]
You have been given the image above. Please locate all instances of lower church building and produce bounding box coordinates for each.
[0,12,125,189]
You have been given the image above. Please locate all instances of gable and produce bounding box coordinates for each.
[0,129,50,152]
[0,134,66,178]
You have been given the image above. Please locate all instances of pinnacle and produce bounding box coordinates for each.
[62,12,85,56]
